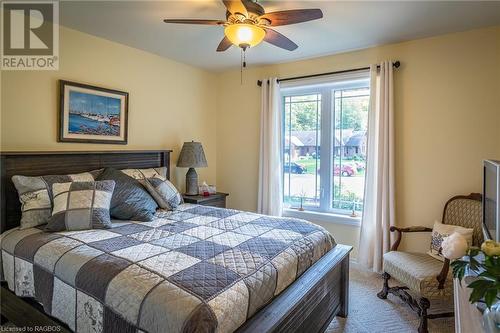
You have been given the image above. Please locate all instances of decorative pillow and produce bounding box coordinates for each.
[428,221,474,261]
[45,181,115,232]
[96,168,158,221]
[11,171,100,230]
[121,167,182,210]
[141,177,183,210]
[121,167,167,180]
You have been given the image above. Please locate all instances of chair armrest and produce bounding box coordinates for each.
[389,226,433,251]
[390,226,433,233]
[436,258,450,289]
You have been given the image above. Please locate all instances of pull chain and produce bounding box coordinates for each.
[240,47,248,85]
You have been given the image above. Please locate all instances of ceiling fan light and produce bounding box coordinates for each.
[224,24,265,48]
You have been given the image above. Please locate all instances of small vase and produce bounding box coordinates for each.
[483,301,500,333]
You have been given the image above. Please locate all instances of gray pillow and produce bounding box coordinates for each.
[45,181,115,232]
[121,167,181,210]
[97,168,158,221]
[141,177,182,210]
[12,171,101,229]
[121,167,167,180]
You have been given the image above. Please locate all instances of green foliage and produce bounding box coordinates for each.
[284,185,364,212]
[338,97,369,131]
[290,102,318,131]
[332,185,364,211]
[286,93,369,131]
[350,155,365,162]
[451,248,500,309]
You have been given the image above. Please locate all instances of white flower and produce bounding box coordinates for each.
[441,232,469,260]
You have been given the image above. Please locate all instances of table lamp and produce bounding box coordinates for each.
[177,141,208,195]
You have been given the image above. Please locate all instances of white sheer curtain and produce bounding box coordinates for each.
[258,78,283,216]
[358,61,396,272]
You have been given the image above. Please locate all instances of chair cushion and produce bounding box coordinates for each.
[383,251,453,298]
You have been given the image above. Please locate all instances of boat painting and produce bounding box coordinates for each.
[68,91,121,136]
[59,80,128,144]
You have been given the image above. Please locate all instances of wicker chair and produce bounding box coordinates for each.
[377,193,483,333]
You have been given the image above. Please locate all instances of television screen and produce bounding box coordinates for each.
[484,160,500,241]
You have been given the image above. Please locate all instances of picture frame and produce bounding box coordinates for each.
[59,80,129,144]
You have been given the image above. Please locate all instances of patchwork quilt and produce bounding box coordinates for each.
[0,204,335,333]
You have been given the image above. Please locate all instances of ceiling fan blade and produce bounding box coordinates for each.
[163,19,225,25]
[263,28,298,51]
[260,9,323,26]
[222,0,248,16]
[216,36,232,52]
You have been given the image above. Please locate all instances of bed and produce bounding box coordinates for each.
[0,150,351,333]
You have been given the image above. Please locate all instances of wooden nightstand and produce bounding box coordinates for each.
[182,192,229,208]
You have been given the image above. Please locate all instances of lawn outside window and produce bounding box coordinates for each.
[281,71,370,221]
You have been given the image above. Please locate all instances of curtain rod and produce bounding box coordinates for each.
[257,61,400,87]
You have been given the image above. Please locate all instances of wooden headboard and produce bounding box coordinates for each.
[0,150,172,232]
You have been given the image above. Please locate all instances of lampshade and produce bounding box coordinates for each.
[224,23,266,48]
[177,142,208,168]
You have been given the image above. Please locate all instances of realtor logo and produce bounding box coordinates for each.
[1,1,59,70]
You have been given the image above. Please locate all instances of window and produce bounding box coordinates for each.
[282,73,370,216]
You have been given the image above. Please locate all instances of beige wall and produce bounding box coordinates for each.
[216,26,500,255]
[1,27,218,191]
[2,24,499,256]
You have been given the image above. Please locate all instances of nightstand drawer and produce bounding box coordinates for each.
[182,192,228,208]
[199,197,226,208]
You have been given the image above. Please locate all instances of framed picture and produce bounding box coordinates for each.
[59,80,128,144]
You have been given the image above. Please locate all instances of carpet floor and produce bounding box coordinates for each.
[326,264,455,333]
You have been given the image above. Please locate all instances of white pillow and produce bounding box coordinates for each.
[427,221,473,261]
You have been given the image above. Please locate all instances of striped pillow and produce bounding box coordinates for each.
[45,180,115,232]
[121,167,167,180]
[121,167,182,210]
[142,177,182,210]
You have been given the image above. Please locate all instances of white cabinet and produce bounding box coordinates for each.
[454,277,484,333]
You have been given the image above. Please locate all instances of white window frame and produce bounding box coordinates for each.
[280,70,370,220]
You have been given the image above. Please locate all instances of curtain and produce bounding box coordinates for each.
[358,61,396,272]
[258,78,283,216]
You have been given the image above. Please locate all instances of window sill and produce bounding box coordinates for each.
[282,208,361,227]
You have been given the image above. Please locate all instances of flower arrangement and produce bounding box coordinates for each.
[442,233,500,309]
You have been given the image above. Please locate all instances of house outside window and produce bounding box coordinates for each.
[281,72,370,216]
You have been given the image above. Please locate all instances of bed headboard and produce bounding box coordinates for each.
[0,150,172,232]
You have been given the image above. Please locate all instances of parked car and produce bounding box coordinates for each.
[284,162,306,174]
[335,164,355,177]
[316,164,356,177]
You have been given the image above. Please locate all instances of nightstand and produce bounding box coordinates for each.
[182,192,229,208]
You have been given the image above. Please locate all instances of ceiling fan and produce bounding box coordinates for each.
[163,0,323,52]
